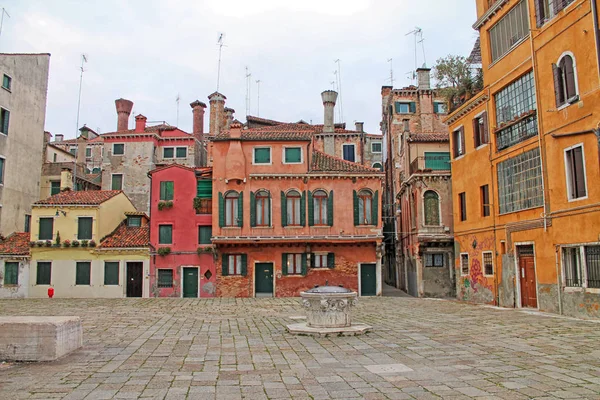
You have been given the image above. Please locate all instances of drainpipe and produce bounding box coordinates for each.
[592,0,600,81]
[555,245,563,315]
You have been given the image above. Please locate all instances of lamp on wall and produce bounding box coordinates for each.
[55,209,67,217]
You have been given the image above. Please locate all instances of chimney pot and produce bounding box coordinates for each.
[135,114,147,133]
[190,100,207,137]
[321,90,338,133]
[208,92,227,137]
[115,98,134,131]
[230,122,242,139]
[416,68,431,91]
[54,134,64,142]
[355,122,364,133]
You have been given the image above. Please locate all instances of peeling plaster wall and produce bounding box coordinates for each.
[498,254,515,308]
[557,288,600,319]
[0,259,29,298]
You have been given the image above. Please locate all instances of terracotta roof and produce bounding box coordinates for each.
[246,115,284,126]
[310,150,383,174]
[408,133,449,143]
[101,124,183,137]
[99,219,149,248]
[0,232,30,256]
[54,136,104,145]
[214,123,314,141]
[467,37,482,65]
[47,143,76,156]
[35,190,122,206]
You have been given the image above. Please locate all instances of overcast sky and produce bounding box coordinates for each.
[2,0,477,138]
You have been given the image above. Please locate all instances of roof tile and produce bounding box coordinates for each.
[100,218,150,248]
[35,190,122,206]
[310,150,382,174]
[0,232,30,256]
[408,133,449,143]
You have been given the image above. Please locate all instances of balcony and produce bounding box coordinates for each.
[194,198,212,214]
[409,153,451,175]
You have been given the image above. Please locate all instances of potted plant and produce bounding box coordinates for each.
[29,241,36,247]
[72,240,80,247]
[45,240,52,247]
[63,239,71,247]
[157,247,171,256]
[55,232,61,247]
[89,240,97,247]
[36,241,45,247]
[158,200,174,210]
[81,240,89,247]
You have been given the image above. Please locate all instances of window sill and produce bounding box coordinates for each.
[311,267,332,270]
[311,225,331,229]
[282,274,305,278]
[253,226,274,229]
[556,96,580,112]
[284,225,304,229]
[357,224,377,228]
[567,195,588,203]
[453,154,465,161]
[476,144,489,151]
[563,287,584,293]
[222,226,242,229]
[283,161,303,165]
[1,86,11,93]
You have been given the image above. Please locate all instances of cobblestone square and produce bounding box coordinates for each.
[1,296,600,399]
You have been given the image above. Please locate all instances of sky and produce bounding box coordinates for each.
[1,0,478,138]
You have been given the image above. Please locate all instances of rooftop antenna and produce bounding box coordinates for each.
[418,35,427,68]
[74,54,88,191]
[405,27,422,84]
[245,66,251,116]
[216,32,226,91]
[255,79,261,117]
[334,59,343,123]
[0,7,10,43]
[387,58,395,86]
[175,93,180,127]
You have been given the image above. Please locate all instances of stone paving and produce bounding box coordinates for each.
[1,296,600,399]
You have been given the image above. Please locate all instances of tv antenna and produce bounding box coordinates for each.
[175,93,180,127]
[0,7,10,42]
[216,32,226,91]
[334,59,343,124]
[387,58,395,86]
[255,79,261,117]
[74,54,88,191]
[245,66,251,116]
[405,27,425,83]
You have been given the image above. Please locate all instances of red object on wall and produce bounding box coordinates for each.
[47,287,54,298]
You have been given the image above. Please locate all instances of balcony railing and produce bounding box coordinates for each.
[409,154,451,175]
[194,198,212,214]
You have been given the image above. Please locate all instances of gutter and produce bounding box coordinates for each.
[592,0,600,82]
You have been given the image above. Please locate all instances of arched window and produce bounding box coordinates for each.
[313,190,328,225]
[372,162,383,171]
[423,191,440,226]
[286,190,301,226]
[358,190,373,225]
[255,190,271,226]
[554,54,578,107]
[225,191,239,227]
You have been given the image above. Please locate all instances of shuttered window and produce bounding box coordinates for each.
[76,262,91,285]
[163,148,174,158]
[284,147,302,163]
[565,145,587,200]
[535,0,574,27]
[356,190,373,225]
[176,147,187,158]
[112,143,124,155]
[0,108,9,135]
[127,216,142,227]
[78,217,93,240]
[459,192,467,222]
[452,128,465,158]
[483,252,494,276]
[158,225,172,244]
[395,102,416,114]
[254,147,271,164]
[311,253,335,269]
[489,0,528,62]
[104,262,119,285]
[222,254,246,276]
[313,190,328,225]
[196,180,212,198]
[252,190,271,227]
[2,74,11,90]
[50,181,61,195]
[284,190,302,226]
[0,157,5,184]
[36,262,51,285]
[553,55,578,108]
[282,253,305,275]
[39,217,54,240]
[460,254,469,275]
[473,112,489,148]
[481,185,490,217]
[198,226,212,244]
[433,102,447,114]
[4,262,18,285]
[342,144,355,162]
[371,142,382,153]
[424,152,450,170]
[111,174,123,190]
[160,181,174,201]
[157,269,173,287]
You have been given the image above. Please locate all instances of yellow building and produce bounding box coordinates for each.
[447,0,600,318]
[29,190,150,298]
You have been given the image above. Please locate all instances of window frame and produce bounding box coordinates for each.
[255,190,271,227]
[342,144,356,162]
[162,147,175,159]
[472,111,489,148]
[175,146,187,158]
[4,261,18,286]
[24,214,31,233]
[50,180,61,196]
[371,142,382,154]
[0,156,5,185]
[555,52,579,110]
[357,189,374,226]
[497,148,543,214]
[2,73,11,91]
[85,146,92,159]
[36,261,51,285]
[372,162,383,171]
[433,102,447,114]
[0,107,9,136]
[286,190,302,226]
[159,181,174,201]
[313,190,329,226]
[424,253,445,268]
[452,126,465,158]
[112,143,125,156]
[489,0,529,63]
[38,217,54,241]
[460,253,470,276]
[253,146,272,165]
[198,225,212,245]
[111,173,123,190]
[283,146,303,164]
[227,254,244,275]
[564,143,587,202]
[423,190,441,227]
[224,191,239,227]
[483,251,494,276]
[395,101,415,114]
[157,269,174,288]
[158,224,173,245]
[127,216,142,227]
[284,253,303,275]
[481,184,491,217]
[104,261,120,285]
[312,253,329,269]
[459,192,467,222]
[77,216,93,240]
[561,244,600,290]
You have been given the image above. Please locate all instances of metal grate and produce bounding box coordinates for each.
[585,246,600,289]
[496,115,538,151]
[495,71,536,125]
[461,254,469,275]
[483,252,493,275]
[563,247,583,287]
[497,148,543,214]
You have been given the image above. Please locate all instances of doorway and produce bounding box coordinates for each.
[517,245,537,308]
[126,262,143,297]
[255,262,273,297]
[360,263,377,296]
[182,267,199,298]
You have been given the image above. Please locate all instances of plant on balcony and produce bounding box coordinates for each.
[54,232,61,247]
[45,240,52,247]
[197,246,215,256]
[29,241,36,247]
[80,240,89,247]
[157,200,174,211]
[63,239,71,247]
[36,241,46,247]
[72,240,80,247]
[89,240,97,247]
[157,247,171,256]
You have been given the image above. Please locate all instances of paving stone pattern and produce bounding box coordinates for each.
[1,297,600,399]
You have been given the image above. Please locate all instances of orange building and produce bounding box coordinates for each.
[447,0,600,318]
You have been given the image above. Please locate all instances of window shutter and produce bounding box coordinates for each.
[300,191,306,226]
[327,190,334,226]
[563,57,577,100]
[353,190,359,226]
[2,110,9,134]
[394,102,401,113]
[372,191,379,226]
[280,191,287,227]
[534,0,543,27]
[250,191,256,227]
[237,192,243,227]
[553,0,565,13]
[472,117,479,148]
[573,147,587,198]
[409,102,416,113]
[307,191,314,226]
[301,254,308,276]
[481,111,489,144]
[311,253,315,268]
[241,254,247,276]
[433,102,438,113]
[160,182,166,200]
[222,254,229,276]
[218,192,225,227]
[460,127,465,155]
[552,63,565,108]
[197,180,212,199]
[327,253,335,269]
[167,182,174,200]
[282,253,288,276]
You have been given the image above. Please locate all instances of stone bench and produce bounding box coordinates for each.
[0,316,82,361]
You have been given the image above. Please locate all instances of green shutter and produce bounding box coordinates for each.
[372,190,379,226]
[176,147,187,158]
[300,191,306,227]
[353,190,359,226]
[76,262,91,285]
[222,254,229,276]
[2,109,9,134]
[409,102,416,113]
[285,147,301,163]
[104,262,119,285]
[37,262,51,285]
[241,254,247,276]
[327,190,334,226]
[282,253,288,276]
[250,191,256,227]
[198,226,212,244]
[394,102,401,114]
[218,192,225,227]
[327,253,335,269]
[197,180,212,199]
[280,191,287,227]
[254,148,271,163]
[237,192,244,227]
[308,191,314,226]
[4,262,18,285]
[311,253,315,268]
[160,183,166,200]
[159,225,172,244]
[39,218,53,240]
[78,217,93,240]
[301,254,308,276]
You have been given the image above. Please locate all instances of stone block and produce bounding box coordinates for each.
[0,316,82,361]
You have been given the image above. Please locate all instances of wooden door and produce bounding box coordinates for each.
[182,268,199,298]
[519,255,537,308]
[255,263,273,295]
[361,263,377,296]
[126,262,143,297]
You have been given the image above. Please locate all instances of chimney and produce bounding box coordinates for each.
[225,107,235,129]
[190,100,207,138]
[115,98,134,131]
[417,68,431,91]
[60,169,73,191]
[208,92,226,136]
[230,122,242,139]
[76,136,86,168]
[44,131,52,144]
[54,134,64,142]
[321,90,338,133]
[355,122,364,133]
[135,114,147,133]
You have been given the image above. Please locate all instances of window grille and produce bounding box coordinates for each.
[497,148,543,214]
[585,246,600,289]
[489,0,529,62]
[494,71,536,125]
[496,115,538,151]
[461,254,469,275]
[483,252,493,275]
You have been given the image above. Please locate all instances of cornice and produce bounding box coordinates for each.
[473,0,510,30]
[445,93,489,126]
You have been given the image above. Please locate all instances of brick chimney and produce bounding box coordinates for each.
[417,68,431,90]
[355,122,364,133]
[115,98,134,131]
[190,100,207,139]
[321,90,338,133]
[54,134,64,142]
[135,114,147,133]
[230,122,242,139]
[225,107,235,129]
[208,92,226,136]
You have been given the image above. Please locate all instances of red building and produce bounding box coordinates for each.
[148,164,215,297]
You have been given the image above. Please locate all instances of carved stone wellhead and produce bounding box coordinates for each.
[300,285,358,328]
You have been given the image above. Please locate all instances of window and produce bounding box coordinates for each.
[453,127,465,158]
[356,189,373,225]
[495,72,537,150]
[254,147,271,164]
[0,157,5,184]
[313,190,328,225]
[127,216,142,227]
[312,253,334,269]
[459,192,467,222]
[160,181,174,201]
[460,254,469,275]
[565,144,587,200]
[395,102,416,114]
[85,147,92,158]
[0,108,9,135]
[224,191,240,227]
[402,119,410,132]
[564,246,583,287]
[283,253,304,275]
[586,246,600,288]
[483,252,494,276]
[75,262,91,285]
[535,0,574,27]
[372,162,383,171]
[77,217,93,240]
[198,226,212,245]
[254,190,271,226]
[342,144,355,162]
[111,174,123,190]
[473,112,489,148]
[563,245,600,288]
[50,181,61,196]
[223,254,245,276]
[53,153,57,162]
[481,185,490,217]
[371,142,382,153]
[433,102,447,114]
[36,262,51,285]
[423,191,440,226]
[497,148,543,214]
[163,147,174,158]
[553,54,578,108]
[285,190,302,226]
[284,147,302,163]
[424,152,450,170]
[158,225,172,244]
[424,253,445,267]
[157,269,173,288]
[489,0,529,62]
[39,217,53,240]
[24,215,31,233]
[176,147,187,158]
[112,143,124,155]
[2,74,11,91]
[104,262,119,285]
[4,262,18,285]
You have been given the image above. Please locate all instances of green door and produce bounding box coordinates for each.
[360,264,377,296]
[255,263,273,296]
[183,268,199,298]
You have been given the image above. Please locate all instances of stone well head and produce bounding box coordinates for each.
[301,285,357,329]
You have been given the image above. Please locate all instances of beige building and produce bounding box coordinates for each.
[0,53,50,235]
